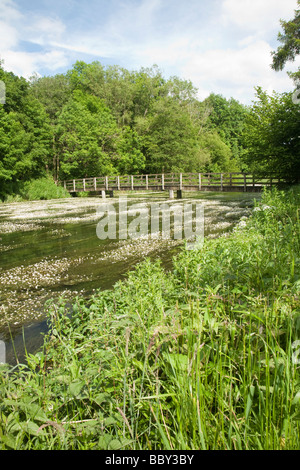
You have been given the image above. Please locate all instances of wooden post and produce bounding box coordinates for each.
[198,173,202,191]
[64,181,67,190]
[162,174,165,191]
[146,175,149,190]
[105,176,108,191]
[73,180,76,192]
[117,176,120,190]
[83,179,86,192]
[179,173,183,190]
[131,175,134,191]
[220,174,223,191]
[101,190,106,199]
[94,177,97,191]
[169,189,174,199]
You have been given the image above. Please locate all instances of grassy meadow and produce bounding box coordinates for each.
[0,186,299,450]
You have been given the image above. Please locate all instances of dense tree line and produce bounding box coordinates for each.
[0,60,249,199]
[0,1,299,200]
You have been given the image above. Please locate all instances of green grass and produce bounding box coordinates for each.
[22,176,71,201]
[2,176,70,202]
[0,186,299,449]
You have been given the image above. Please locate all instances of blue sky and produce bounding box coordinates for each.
[0,0,299,104]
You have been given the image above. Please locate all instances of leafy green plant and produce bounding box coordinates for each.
[0,186,299,450]
[21,176,70,201]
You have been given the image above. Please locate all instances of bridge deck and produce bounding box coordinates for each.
[62,172,280,194]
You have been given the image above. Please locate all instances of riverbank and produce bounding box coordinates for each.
[0,191,255,359]
[0,186,299,450]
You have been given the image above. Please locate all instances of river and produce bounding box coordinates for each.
[0,191,260,364]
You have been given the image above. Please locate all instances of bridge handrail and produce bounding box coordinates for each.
[62,172,281,192]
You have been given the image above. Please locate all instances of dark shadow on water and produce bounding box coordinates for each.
[4,319,49,366]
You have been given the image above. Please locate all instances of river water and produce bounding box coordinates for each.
[0,191,260,364]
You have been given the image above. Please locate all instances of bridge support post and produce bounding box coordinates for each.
[169,189,174,199]
[109,190,114,198]
[177,189,183,199]
[101,190,106,199]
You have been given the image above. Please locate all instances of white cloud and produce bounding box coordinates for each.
[221,0,297,32]
[26,16,66,45]
[0,20,19,49]
[0,0,22,52]
[0,0,68,76]
[0,0,22,22]
[2,50,69,78]
[0,0,298,103]
[181,39,297,103]
[48,0,166,59]
[103,0,163,42]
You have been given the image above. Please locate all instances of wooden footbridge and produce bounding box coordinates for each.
[63,172,279,198]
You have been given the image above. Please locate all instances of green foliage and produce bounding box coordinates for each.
[0,65,53,199]
[29,61,245,181]
[2,54,299,199]
[204,93,249,165]
[271,0,300,82]
[198,131,239,172]
[0,66,29,114]
[0,60,250,199]
[0,187,299,449]
[0,106,52,199]
[242,88,300,182]
[20,176,70,201]
[137,96,201,173]
[56,92,118,179]
[174,186,300,296]
[30,73,71,122]
[116,127,146,174]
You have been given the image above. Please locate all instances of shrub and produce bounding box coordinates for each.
[21,177,70,201]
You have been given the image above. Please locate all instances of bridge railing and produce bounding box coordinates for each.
[63,173,282,193]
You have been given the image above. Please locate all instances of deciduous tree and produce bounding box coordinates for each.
[271,0,300,83]
[242,87,300,182]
